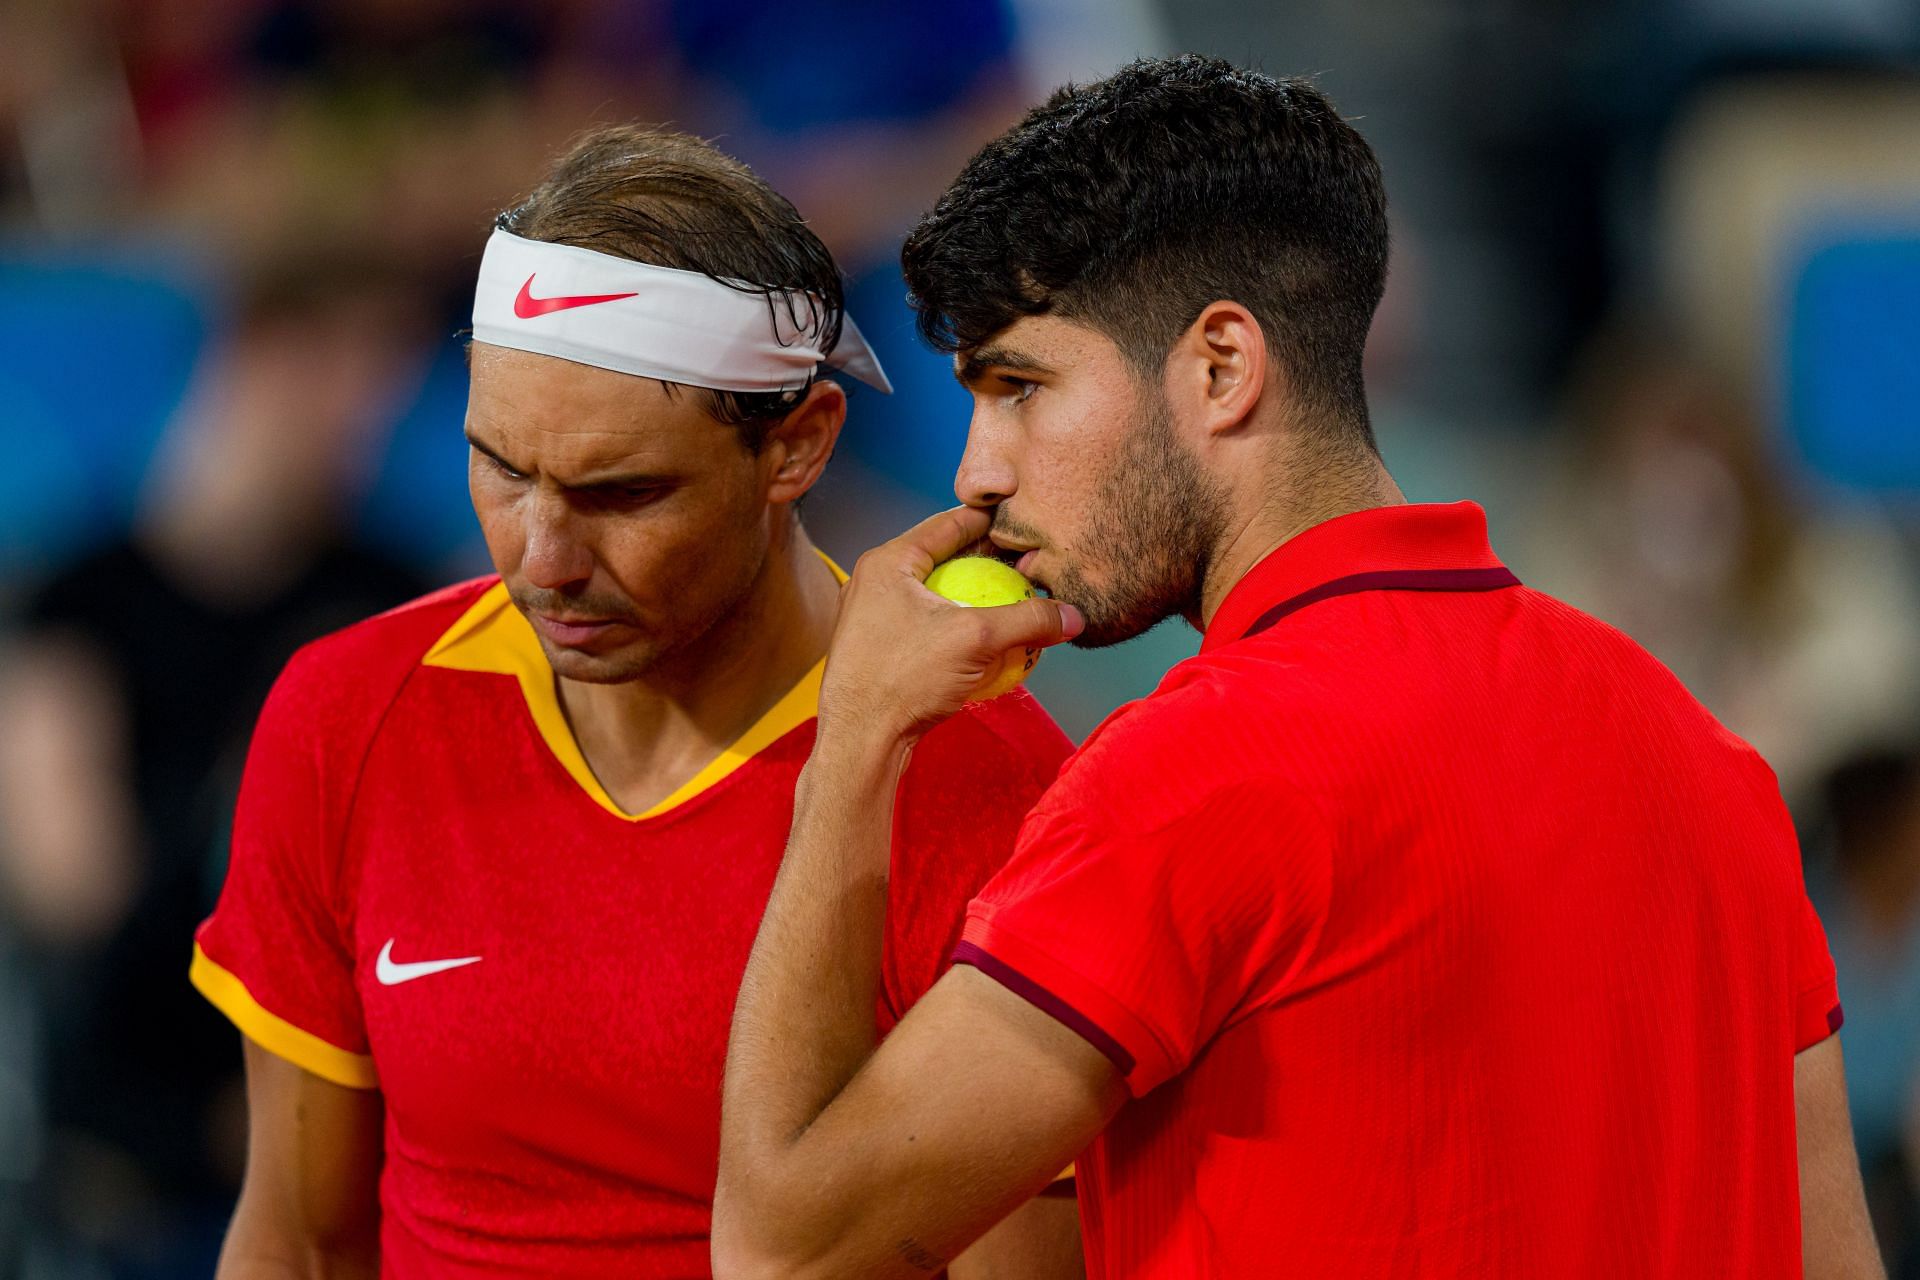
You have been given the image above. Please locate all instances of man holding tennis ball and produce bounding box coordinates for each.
[719,56,1876,1280]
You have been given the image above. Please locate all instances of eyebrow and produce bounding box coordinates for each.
[464,429,518,473]
[956,346,1057,387]
[464,429,675,492]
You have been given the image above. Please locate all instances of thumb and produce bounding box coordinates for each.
[975,596,1086,653]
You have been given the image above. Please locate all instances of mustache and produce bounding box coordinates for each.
[510,587,643,624]
[989,511,1047,554]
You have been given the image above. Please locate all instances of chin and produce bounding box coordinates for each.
[539,640,659,684]
[1060,597,1178,650]
[1069,615,1170,650]
[1056,569,1198,649]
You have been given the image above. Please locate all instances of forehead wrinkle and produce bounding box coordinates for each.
[471,368,713,454]
[473,342,683,422]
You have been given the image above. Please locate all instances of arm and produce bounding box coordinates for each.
[217,1039,383,1279]
[720,942,1119,1279]
[717,507,1119,1279]
[1796,1035,1884,1280]
[947,1188,1083,1280]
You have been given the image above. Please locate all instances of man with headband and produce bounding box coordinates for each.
[190,126,1081,1275]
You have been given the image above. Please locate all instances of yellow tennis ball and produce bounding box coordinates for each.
[924,556,1043,701]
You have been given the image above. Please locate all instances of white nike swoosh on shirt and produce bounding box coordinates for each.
[375,939,482,986]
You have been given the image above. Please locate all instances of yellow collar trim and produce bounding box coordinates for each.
[422,557,841,822]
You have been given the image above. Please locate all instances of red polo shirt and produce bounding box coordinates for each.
[193,575,1072,1276]
[956,501,1840,1278]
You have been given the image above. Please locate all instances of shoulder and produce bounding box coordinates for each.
[906,689,1075,799]
[1025,650,1363,860]
[229,580,499,894]
[887,692,1072,893]
[280,577,494,688]
[1042,656,1272,816]
[258,577,497,753]
[1504,584,1762,748]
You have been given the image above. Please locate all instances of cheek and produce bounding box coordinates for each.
[468,473,526,574]
[598,478,769,611]
[1028,411,1122,531]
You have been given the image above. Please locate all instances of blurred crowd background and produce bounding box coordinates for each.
[0,0,1916,1275]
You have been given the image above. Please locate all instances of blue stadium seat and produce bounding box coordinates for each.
[1785,227,1920,493]
[0,251,206,579]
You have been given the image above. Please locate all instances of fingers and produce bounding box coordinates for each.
[972,596,1086,653]
[883,506,994,578]
[821,507,1081,740]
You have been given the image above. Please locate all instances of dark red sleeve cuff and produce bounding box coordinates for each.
[1794,974,1844,1053]
[953,912,1175,1095]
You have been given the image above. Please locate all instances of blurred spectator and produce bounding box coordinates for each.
[0,0,1917,1268]
[1809,743,1920,1275]
[1657,73,1920,410]
[0,0,142,234]
[0,251,429,1274]
[1525,326,1920,804]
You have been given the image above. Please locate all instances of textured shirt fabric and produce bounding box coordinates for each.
[957,501,1840,1278]
[193,576,1072,1276]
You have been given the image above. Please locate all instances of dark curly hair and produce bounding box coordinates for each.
[496,125,845,449]
[902,56,1389,448]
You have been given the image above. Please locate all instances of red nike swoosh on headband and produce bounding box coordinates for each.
[512,275,639,318]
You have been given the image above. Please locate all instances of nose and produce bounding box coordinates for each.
[954,407,1016,509]
[520,489,594,591]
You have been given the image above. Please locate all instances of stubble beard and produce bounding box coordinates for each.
[1044,388,1227,649]
[510,554,760,687]
[498,577,632,683]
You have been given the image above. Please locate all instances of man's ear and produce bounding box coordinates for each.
[1167,300,1269,438]
[762,379,847,505]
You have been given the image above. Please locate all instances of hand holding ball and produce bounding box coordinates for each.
[923,556,1044,701]
[815,508,1078,739]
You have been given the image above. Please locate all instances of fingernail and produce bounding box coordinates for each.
[1059,603,1086,639]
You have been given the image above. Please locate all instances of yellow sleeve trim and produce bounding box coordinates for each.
[1052,1163,1076,1184]
[190,943,378,1090]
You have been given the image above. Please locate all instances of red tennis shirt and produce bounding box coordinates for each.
[956,501,1841,1278]
[193,575,1071,1276]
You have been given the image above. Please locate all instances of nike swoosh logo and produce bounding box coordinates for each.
[376,939,482,986]
[512,275,638,318]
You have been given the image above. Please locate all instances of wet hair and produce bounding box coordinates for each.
[496,125,845,449]
[902,55,1389,448]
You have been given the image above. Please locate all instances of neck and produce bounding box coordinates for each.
[1196,435,1405,631]
[555,520,841,814]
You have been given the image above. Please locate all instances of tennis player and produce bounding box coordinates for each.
[716,58,1884,1279]
[192,126,1080,1276]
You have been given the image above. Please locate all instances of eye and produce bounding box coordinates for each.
[582,482,669,512]
[1001,376,1038,404]
[481,450,528,481]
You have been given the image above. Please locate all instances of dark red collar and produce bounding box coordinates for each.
[1202,502,1518,652]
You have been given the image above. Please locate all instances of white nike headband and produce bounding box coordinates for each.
[471,228,893,395]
